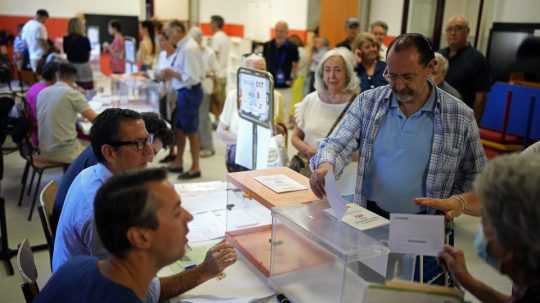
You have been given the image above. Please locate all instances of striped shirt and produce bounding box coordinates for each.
[310,84,486,213]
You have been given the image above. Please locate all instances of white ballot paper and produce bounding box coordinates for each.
[253,174,307,193]
[342,204,390,231]
[389,214,445,257]
[324,171,348,219]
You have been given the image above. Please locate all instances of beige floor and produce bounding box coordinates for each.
[0,131,512,303]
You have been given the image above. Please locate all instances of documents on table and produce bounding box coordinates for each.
[324,171,348,219]
[389,214,444,257]
[174,181,228,214]
[175,180,271,242]
[253,174,308,193]
[187,210,227,242]
[175,243,214,270]
[175,181,228,192]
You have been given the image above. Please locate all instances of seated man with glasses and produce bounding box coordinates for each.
[51,111,175,231]
[309,33,486,284]
[54,108,236,303]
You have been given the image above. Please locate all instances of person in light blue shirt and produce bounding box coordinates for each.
[310,33,486,285]
[38,169,232,303]
[53,108,236,303]
[51,112,174,231]
[363,89,435,214]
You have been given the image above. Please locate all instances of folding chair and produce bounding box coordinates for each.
[38,180,57,265]
[16,239,40,303]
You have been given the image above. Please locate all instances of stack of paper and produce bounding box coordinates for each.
[253,174,307,193]
[174,181,228,214]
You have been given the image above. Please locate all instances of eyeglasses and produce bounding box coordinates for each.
[109,134,154,152]
[383,68,418,84]
[445,26,467,33]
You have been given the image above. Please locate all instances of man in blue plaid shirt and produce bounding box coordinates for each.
[310,33,486,284]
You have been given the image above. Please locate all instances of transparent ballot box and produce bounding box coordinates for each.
[90,75,160,113]
[269,202,415,303]
[225,167,318,276]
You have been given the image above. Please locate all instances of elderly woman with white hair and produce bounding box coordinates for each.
[438,153,540,303]
[217,53,286,172]
[432,52,462,99]
[291,48,360,196]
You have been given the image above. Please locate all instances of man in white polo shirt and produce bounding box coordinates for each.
[209,15,230,119]
[21,9,49,71]
[37,63,97,163]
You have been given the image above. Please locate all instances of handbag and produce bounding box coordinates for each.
[289,95,356,176]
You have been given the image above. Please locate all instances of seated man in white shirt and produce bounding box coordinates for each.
[161,20,205,179]
[37,62,97,163]
[21,9,49,71]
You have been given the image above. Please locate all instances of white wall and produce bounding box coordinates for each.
[368,0,403,36]
[492,0,540,22]
[154,0,189,20]
[199,0,308,41]
[0,0,144,18]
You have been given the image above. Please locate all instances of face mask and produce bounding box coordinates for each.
[474,226,499,270]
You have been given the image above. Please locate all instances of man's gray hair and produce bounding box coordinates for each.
[314,48,360,95]
[241,53,266,70]
[474,153,540,277]
[370,20,389,33]
[189,26,203,43]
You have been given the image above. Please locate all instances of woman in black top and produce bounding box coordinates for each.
[63,17,94,89]
[352,32,387,92]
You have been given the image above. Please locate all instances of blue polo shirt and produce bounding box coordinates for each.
[34,256,141,303]
[364,88,436,213]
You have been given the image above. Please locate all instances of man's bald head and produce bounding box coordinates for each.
[445,16,470,50]
[275,21,289,45]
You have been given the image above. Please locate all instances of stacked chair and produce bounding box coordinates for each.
[480,82,539,159]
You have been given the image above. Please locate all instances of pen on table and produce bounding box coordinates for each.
[276,294,290,303]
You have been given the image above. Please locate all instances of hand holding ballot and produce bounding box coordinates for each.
[438,245,471,285]
[310,162,334,198]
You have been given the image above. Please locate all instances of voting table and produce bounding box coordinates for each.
[164,168,462,303]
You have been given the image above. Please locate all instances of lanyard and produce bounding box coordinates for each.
[276,42,288,68]
[170,52,178,67]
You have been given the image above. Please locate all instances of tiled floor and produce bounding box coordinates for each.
[0,132,512,303]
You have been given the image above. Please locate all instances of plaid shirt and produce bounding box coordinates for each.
[310,84,486,213]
